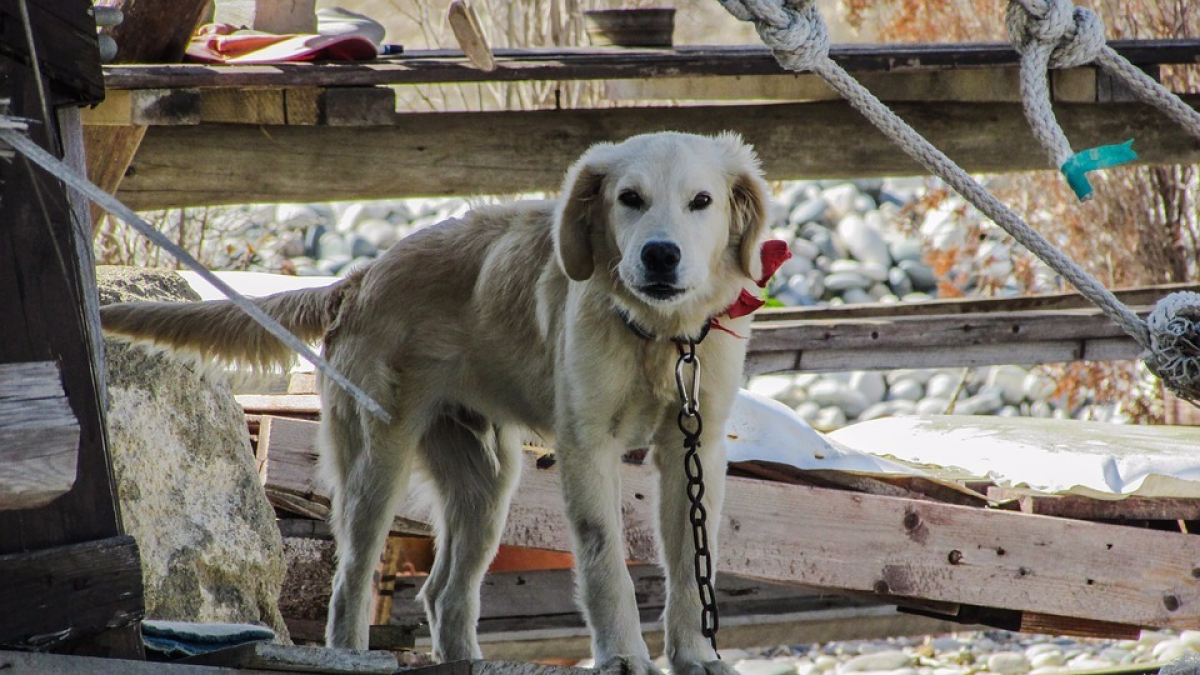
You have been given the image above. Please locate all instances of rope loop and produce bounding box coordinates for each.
[1005,0,1106,68]
[720,0,829,72]
[1144,292,1200,403]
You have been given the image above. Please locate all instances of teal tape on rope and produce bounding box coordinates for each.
[1060,140,1138,200]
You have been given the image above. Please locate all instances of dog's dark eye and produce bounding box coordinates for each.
[618,190,644,209]
[689,192,712,211]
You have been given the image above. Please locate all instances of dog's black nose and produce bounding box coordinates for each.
[641,241,681,276]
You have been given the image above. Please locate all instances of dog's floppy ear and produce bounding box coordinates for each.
[554,145,612,281]
[717,132,769,280]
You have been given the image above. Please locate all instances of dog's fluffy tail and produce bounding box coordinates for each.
[101,285,339,372]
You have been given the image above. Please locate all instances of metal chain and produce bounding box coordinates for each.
[674,340,720,653]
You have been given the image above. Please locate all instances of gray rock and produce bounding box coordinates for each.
[852,194,877,214]
[867,283,892,300]
[955,388,1005,415]
[809,380,871,418]
[887,378,924,401]
[841,288,873,304]
[821,183,860,218]
[898,259,938,291]
[347,233,379,259]
[916,397,951,415]
[276,204,325,230]
[277,232,306,259]
[790,197,829,226]
[849,371,887,405]
[802,225,842,259]
[812,406,848,432]
[888,237,924,263]
[358,218,400,250]
[926,372,962,399]
[837,215,892,267]
[789,237,821,260]
[825,272,873,292]
[317,230,348,259]
[793,402,821,424]
[317,255,352,276]
[97,267,289,639]
[887,266,914,297]
[985,365,1029,405]
[901,291,934,302]
[779,255,814,278]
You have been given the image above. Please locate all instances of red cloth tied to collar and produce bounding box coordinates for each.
[711,239,791,337]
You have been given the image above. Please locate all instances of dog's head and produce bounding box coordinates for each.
[553,132,768,323]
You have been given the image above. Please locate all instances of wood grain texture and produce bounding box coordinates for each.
[0,362,79,511]
[259,416,1200,631]
[119,96,1200,209]
[0,536,144,650]
[100,40,1200,90]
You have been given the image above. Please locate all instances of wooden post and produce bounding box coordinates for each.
[84,0,210,230]
[0,0,144,657]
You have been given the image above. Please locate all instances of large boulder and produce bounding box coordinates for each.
[97,266,289,640]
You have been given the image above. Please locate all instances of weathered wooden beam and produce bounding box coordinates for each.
[0,536,144,650]
[988,487,1200,521]
[606,67,1099,103]
[756,283,1200,321]
[84,0,211,229]
[0,7,143,653]
[746,306,1149,374]
[260,416,1200,632]
[118,96,1200,209]
[100,39,1200,90]
[0,362,80,511]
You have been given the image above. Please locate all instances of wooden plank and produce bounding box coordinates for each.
[283,620,417,651]
[0,0,104,103]
[0,34,143,657]
[751,308,1140,353]
[237,394,322,415]
[321,87,396,127]
[259,416,430,535]
[0,362,80,511]
[470,606,960,662]
[988,487,1200,521]
[84,0,211,229]
[260,416,1200,631]
[0,536,144,650]
[606,67,1097,103]
[747,336,1139,375]
[81,88,201,126]
[754,283,1200,322]
[118,96,1200,209]
[101,39,1200,90]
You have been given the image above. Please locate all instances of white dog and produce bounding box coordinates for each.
[101,132,769,674]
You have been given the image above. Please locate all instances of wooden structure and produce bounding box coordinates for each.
[0,0,144,658]
[232,285,1200,656]
[84,39,1200,209]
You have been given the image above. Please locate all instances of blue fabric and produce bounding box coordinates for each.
[142,620,275,659]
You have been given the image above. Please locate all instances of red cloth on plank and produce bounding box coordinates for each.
[186,24,378,64]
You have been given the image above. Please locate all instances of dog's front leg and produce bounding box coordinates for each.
[557,424,656,673]
[652,427,738,675]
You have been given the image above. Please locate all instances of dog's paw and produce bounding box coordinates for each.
[671,658,740,675]
[597,654,664,675]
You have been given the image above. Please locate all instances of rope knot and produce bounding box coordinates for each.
[1006,0,1106,69]
[719,0,829,71]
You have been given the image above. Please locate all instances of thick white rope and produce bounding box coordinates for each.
[1006,0,1200,199]
[718,0,1200,402]
[0,126,393,422]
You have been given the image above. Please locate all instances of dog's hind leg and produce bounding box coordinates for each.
[323,406,416,650]
[418,412,523,662]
